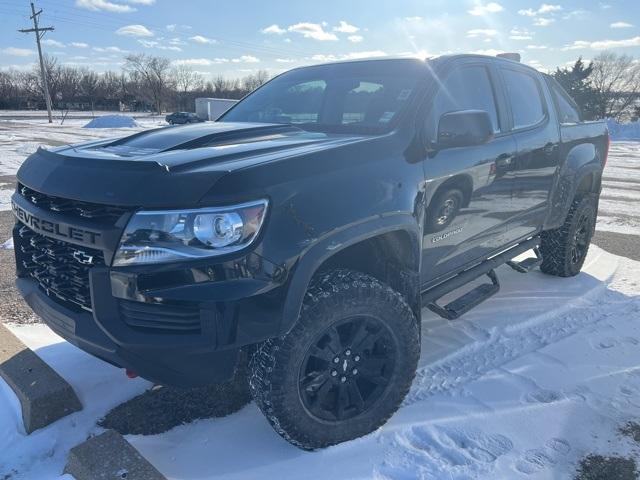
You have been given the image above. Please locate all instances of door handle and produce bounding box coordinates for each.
[543,143,557,155]
[495,154,513,167]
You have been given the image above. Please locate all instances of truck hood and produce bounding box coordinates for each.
[17,122,366,208]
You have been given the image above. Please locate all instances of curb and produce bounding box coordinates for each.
[65,429,166,480]
[0,324,82,433]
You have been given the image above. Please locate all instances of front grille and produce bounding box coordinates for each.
[17,183,129,222]
[120,299,201,334]
[16,225,104,312]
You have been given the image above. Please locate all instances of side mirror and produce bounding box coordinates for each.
[436,110,494,150]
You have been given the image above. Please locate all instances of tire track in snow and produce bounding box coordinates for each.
[405,259,639,405]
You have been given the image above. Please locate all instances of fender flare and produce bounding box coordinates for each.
[279,213,421,335]
[545,143,602,229]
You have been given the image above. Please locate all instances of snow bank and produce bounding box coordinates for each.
[607,118,640,141]
[83,115,139,129]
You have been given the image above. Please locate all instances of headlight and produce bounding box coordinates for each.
[113,199,268,266]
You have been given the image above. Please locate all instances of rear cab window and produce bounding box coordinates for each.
[545,77,582,124]
[501,68,547,130]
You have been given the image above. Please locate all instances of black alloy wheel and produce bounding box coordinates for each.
[298,315,396,422]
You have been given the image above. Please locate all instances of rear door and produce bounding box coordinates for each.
[421,61,517,283]
[498,65,561,238]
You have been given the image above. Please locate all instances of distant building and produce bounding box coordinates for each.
[195,98,238,121]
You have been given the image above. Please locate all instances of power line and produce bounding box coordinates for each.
[18,2,54,123]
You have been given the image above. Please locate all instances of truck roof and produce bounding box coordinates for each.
[302,53,539,74]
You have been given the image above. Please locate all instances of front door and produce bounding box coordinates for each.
[420,63,517,284]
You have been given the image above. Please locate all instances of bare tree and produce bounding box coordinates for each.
[242,70,270,93]
[80,69,100,114]
[124,53,173,114]
[173,64,204,109]
[590,52,640,121]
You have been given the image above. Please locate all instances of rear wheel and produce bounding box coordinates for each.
[540,195,597,277]
[426,188,464,232]
[249,269,419,450]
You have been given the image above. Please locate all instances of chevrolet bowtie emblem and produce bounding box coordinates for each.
[72,250,94,265]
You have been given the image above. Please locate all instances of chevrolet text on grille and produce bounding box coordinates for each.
[11,201,101,245]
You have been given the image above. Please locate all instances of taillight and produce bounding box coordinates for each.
[603,135,610,167]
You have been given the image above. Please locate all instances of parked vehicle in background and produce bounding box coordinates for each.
[12,54,608,451]
[165,111,203,124]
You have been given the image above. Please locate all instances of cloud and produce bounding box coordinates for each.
[261,24,286,35]
[232,55,260,63]
[190,35,217,44]
[471,48,506,56]
[311,50,387,62]
[116,24,153,37]
[70,42,89,48]
[468,2,504,16]
[125,0,155,4]
[2,47,35,57]
[526,44,548,49]
[509,27,533,40]
[533,17,554,26]
[519,4,562,16]
[333,21,359,33]
[75,0,135,13]
[466,28,498,38]
[172,58,229,66]
[348,35,363,43]
[42,39,65,48]
[276,58,298,63]
[563,36,640,50]
[404,16,423,21]
[611,21,633,28]
[288,23,338,41]
[93,46,127,53]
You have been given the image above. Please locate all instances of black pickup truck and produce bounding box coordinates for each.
[12,54,608,449]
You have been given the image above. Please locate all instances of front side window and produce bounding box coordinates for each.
[426,65,500,140]
[220,61,424,134]
[502,69,546,129]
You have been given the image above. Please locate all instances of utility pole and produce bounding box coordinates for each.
[19,2,54,123]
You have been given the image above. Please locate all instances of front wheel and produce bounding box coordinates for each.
[249,270,419,450]
[540,195,597,277]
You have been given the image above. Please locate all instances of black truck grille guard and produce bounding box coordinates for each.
[16,225,104,313]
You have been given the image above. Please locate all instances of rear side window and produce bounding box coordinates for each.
[427,65,500,138]
[502,69,546,129]
[547,78,582,124]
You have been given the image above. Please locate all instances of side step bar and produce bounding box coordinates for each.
[507,246,543,273]
[422,237,540,320]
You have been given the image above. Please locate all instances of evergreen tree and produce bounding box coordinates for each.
[552,58,599,120]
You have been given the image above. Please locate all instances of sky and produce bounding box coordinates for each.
[1,0,639,78]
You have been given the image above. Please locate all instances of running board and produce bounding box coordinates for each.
[427,270,500,320]
[421,237,540,320]
[507,246,543,273]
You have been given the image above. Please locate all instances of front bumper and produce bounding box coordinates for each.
[12,192,287,387]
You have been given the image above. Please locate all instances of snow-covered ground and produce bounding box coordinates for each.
[0,115,163,179]
[598,142,640,235]
[2,246,640,479]
[0,116,640,479]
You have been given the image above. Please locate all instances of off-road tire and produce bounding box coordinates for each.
[426,188,464,233]
[249,269,419,450]
[540,195,597,277]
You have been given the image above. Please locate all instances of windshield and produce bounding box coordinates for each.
[219,60,425,134]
